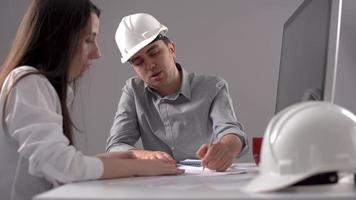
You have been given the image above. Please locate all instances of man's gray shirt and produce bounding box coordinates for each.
[107,66,248,161]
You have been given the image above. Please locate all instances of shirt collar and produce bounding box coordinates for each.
[144,63,192,101]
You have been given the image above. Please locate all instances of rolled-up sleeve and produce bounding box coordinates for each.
[106,83,140,152]
[209,80,249,157]
[4,75,103,183]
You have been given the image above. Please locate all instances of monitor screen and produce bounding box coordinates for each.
[275,0,335,113]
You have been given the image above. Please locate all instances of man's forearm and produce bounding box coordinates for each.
[106,143,135,152]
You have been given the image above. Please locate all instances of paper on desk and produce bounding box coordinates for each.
[179,165,247,176]
[147,164,256,190]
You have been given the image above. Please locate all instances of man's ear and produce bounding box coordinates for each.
[168,42,176,59]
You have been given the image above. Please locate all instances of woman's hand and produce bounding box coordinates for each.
[97,155,184,179]
[132,159,184,177]
[130,149,177,164]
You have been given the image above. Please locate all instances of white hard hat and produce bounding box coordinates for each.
[115,13,168,63]
[245,101,356,192]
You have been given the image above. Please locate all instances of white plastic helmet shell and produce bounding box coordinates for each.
[115,13,168,63]
[245,101,356,192]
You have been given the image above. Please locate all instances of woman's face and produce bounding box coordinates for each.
[69,12,101,80]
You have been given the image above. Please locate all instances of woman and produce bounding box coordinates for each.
[0,0,183,199]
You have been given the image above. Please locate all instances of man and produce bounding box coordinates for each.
[107,13,248,171]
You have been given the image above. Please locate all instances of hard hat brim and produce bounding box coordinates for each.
[244,173,308,192]
[120,27,167,63]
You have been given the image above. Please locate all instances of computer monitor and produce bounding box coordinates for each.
[275,0,342,113]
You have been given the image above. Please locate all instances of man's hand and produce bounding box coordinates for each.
[196,134,243,171]
[196,142,235,171]
[130,149,177,164]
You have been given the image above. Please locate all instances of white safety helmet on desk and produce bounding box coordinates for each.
[245,101,356,192]
[115,13,168,63]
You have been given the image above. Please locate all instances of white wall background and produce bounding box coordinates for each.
[0,0,303,162]
[334,0,356,114]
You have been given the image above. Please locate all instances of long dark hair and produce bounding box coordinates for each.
[0,0,100,144]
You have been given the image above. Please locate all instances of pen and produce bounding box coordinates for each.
[202,133,216,173]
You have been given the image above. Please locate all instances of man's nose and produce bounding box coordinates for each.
[145,58,156,70]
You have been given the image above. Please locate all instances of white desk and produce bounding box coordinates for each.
[33,163,356,200]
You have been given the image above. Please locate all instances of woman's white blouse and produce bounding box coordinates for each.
[0,66,103,200]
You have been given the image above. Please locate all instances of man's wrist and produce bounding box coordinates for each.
[220,133,243,156]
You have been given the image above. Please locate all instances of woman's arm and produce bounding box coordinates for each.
[3,73,183,183]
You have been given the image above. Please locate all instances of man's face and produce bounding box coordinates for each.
[128,40,179,94]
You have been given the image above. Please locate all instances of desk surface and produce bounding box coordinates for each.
[34,163,356,200]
